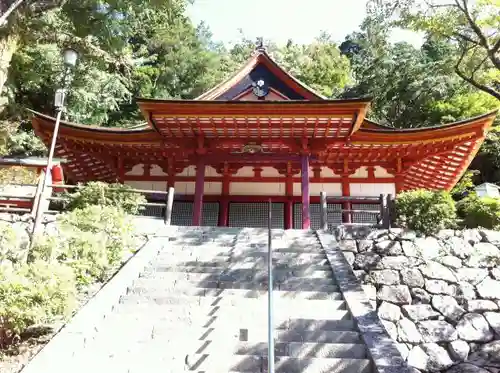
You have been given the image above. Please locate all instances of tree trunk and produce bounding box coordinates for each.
[0,33,18,109]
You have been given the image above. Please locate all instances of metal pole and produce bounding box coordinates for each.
[164,187,174,225]
[31,107,63,237]
[267,198,274,373]
[320,191,327,230]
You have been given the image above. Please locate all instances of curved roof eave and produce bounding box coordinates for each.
[29,110,154,134]
[360,110,498,134]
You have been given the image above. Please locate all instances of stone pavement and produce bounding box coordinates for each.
[21,225,408,373]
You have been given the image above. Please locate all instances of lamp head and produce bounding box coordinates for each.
[63,48,78,67]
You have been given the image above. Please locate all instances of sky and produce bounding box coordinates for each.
[187,0,423,47]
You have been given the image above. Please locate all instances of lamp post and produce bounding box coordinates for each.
[31,47,78,237]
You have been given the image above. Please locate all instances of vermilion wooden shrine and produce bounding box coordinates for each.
[31,47,497,229]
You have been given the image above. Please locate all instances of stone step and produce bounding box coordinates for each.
[233,342,367,359]
[153,256,330,268]
[244,246,323,254]
[131,277,340,292]
[158,247,326,261]
[120,294,346,311]
[147,263,333,272]
[127,286,344,300]
[138,270,335,284]
[146,265,334,279]
[91,317,362,344]
[115,300,352,320]
[181,354,372,373]
[135,279,339,292]
[119,294,346,309]
[97,338,366,359]
[151,324,358,339]
[109,307,357,331]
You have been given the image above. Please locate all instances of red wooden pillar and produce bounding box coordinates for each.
[117,156,125,184]
[395,174,405,194]
[395,158,404,194]
[284,166,293,229]
[192,158,205,226]
[301,155,310,229]
[341,175,351,224]
[219,172,230,226]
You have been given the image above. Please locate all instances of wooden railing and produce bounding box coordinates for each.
[0,183,38,214]
[319,192,393,230]
[44,184,175,225]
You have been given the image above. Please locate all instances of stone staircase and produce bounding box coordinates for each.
[22,226,409,373]
[95,227,373,373]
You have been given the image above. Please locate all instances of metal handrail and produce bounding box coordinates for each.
[267,199,274,373]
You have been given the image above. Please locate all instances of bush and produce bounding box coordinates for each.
[395,189,457,234]
[65,181,146,214]
[0,260,76,345]
[456,194,500,229]
[0,223,22,264]
[31,206,137,286]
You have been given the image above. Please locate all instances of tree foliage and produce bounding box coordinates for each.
[395,189,457,234]
[0,0,498,188]
[398,0,499,100]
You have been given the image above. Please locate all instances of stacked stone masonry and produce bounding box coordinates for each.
[22,226,410,373]
[336,226,500,373]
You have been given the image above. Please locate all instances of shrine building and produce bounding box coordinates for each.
[31,47,497,229]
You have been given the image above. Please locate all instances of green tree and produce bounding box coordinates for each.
[340,0,499,128]
[1,0,237,156]
[398,0,500,100]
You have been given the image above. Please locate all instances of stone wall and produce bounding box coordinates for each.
[336,227,500,373]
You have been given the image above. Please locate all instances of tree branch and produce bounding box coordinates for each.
[0,0,25,25]
[454,0,490,50]
[455,46,500,99]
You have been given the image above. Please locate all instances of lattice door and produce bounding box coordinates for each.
[351,203,379,225]
[171,201,220,226]
[293,203,342,229]
[228,202,284,228]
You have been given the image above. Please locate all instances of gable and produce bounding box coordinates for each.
[236,88,289,101]
[196,50,324,101]
[216,63,306,100]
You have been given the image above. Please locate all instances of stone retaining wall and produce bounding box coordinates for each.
[336,227,500,373]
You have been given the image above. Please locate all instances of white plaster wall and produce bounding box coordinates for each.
[177,165,195,177]
[233,167,254,177]
[150,164,167,176]
[167,181,221,195]
[205,182,222,195]
[292,183,342,196]
[205,166,220,176]
[174,181,195,195]
[126,164,144,176]
[151,182,167,191]
[124,181,166,192]
[322,167,339,177]
[295,166,315,177]
[375,166,394,177]
[124,180,152,190]
[230,182,285,196]
[351,167,368,178]
[349,183,395,197]
[260,167,282,177]
[176,165,220,177]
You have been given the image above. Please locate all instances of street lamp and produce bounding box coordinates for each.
[31,47,79,237]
